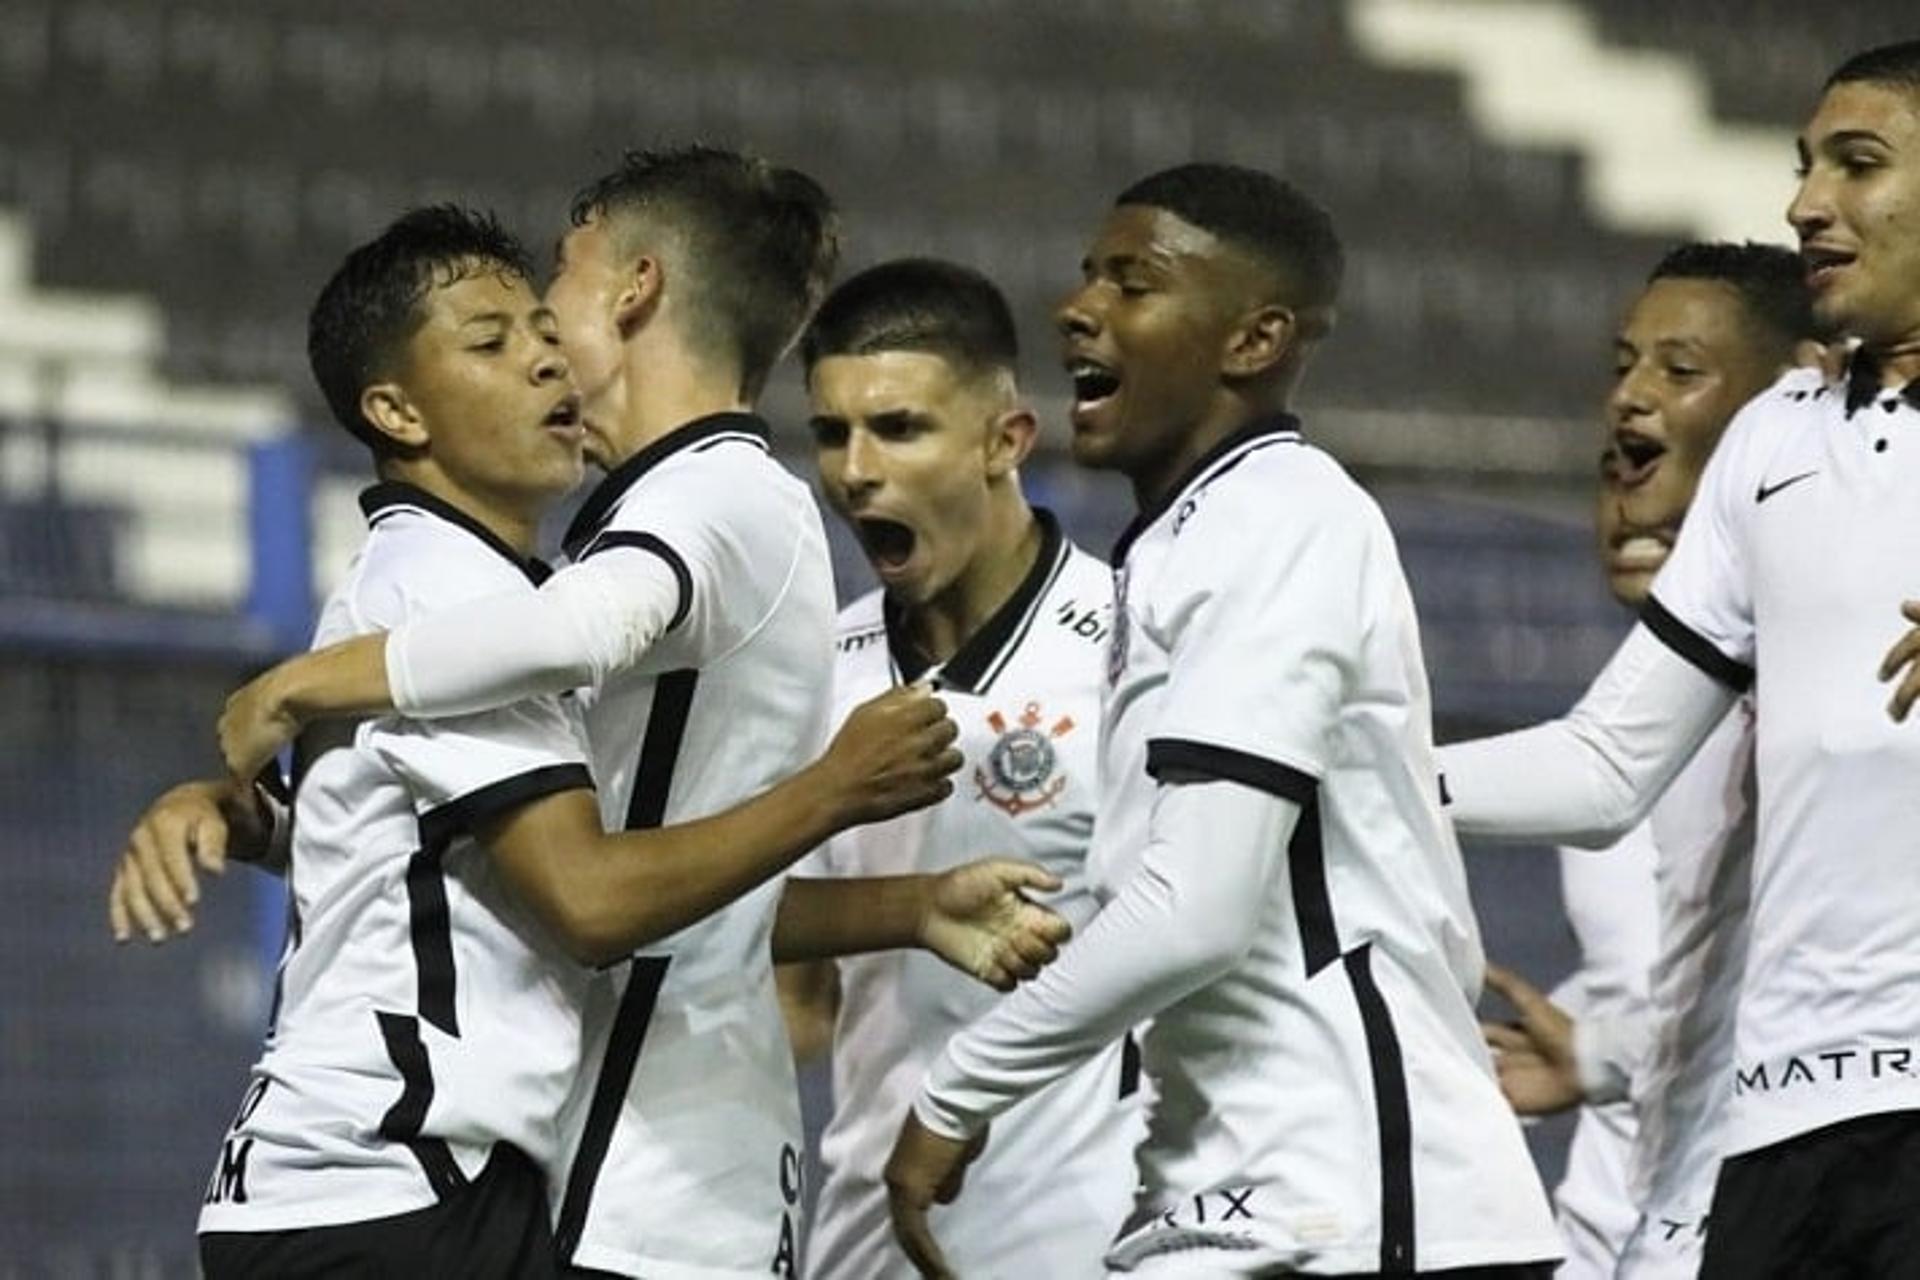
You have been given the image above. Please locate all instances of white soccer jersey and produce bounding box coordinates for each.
[1642,358,1920,1157]
[199,483,595,1235]
[545,414,836,1279]
[1551,822,1658,1280]
[1090,419,1559,1272]
[805,517,1140,1280]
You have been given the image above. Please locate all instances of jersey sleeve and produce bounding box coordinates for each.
[1142,477,1366,799]
[368,695,594,840]
[1639,402,1760,689]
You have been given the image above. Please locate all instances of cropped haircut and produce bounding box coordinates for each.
[308,205,533,457]
[800,258,1018,381]
[1116,163,1344,318]
[1648,241,1819,348]
[1827,40,1920,96]
[570,146,840,399]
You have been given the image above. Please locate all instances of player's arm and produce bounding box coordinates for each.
[775,958,841,1063]
[479,686,962,967]
[1480,964,1650,1116]
[1438,623,1736,848]
[219,547,684,779]
[108,777,283,944]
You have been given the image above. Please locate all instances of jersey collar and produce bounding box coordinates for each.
[1109,412,1302,565]
[884,508,1068,694]
[359,481,552,585]
[562,412,772,558]
[1843,348,1920,417]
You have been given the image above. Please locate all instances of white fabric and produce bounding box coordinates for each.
[199,489,594,1235]
[1438,625,1734,849]
[548,420,836,1279]
[1642,362,1920,1156]
[805,536,1140,1280]
[387,547,683,716]
[921,424,1560,1274]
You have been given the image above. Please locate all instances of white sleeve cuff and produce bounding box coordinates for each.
[1574,1008,1650,1105]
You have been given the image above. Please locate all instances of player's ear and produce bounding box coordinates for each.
[613,254,664,338]
[984,405,1038,480]
[359,382,430,451]
[1792,338,1843,377]
[1222,303,1297,381]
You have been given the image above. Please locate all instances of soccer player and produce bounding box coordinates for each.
[1438,42,1920,1276]
[187,206,961,1277]
[1479,243,1819,1279]
[777,258,1140,1279]
[883,163,1561,1278]
[159,147,1067,1279]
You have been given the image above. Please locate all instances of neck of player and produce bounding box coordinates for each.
[606,335,751,463]
[1869,330,1920,389]
[1133,395,1289,513]
[384,460,543,557]
[905,494,1042,666]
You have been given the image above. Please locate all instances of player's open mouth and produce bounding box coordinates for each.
[1067,358,1122,415]
[543,393,584,441]
[1802,243,1856,290]
[1608,429,1666,488]
[856,516,918,575]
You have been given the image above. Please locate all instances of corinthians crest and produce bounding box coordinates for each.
[975,702,1075,816]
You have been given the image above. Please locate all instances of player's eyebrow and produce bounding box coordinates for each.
[1815,127,1893,154]
[458,310,513,328]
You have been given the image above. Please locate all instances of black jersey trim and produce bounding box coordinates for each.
[359,482,548,587]
[901,509,1069,694]
[1145,738,1319,806]
[1286,791,1341,977]
[1119,1031,1143,1100]
[626,671,698,830]
[1843,348,1920,416]
[562,412,771,557]
[374,1010,469,1201]
[578,531,694,632]
[1344,944,1416,1272]
[417,764,596,850]
[1641,596,1754,693]
[554,954,673,1262]
[403,850,459,1037]
[1110,414,1302,565]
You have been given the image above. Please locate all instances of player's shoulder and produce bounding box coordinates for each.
[1707,364,1830,481]
[346,485,546,630]
[1173,429,1374,549]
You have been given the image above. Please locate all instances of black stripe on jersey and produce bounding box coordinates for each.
[562,412,771,557]
[1144,738,1319,806]
[1287,793,1341,977]
[418,764,595,850]
[578,531,694,632]
[403,851,459,1036]
[359,482,548,586]
[375,1010,469,1200]
[626,671,698,829]
[1119,1031,1143,1100]
[1641,595,1754,693]
[1345,944,1416,1273]
[554,955,673,1262]
[930,509,1070,694]
[1110,414,1302,565]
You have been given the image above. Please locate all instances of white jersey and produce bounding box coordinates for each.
[806,518,1140,1280]
[1551,823,1659,1280]
[199,483,595,1234]
[548,414,836,1278]
[1095,419,1559,1272]
[1643,359,1920,1157]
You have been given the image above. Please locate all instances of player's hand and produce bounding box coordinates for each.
[919,858,1071,991]
[818,685,963,827]
[1480,963,1584,1116]
[219,665,303,782]
[1877,600,1920,722]
[885,1112,987,1279]
[108,779,236,944]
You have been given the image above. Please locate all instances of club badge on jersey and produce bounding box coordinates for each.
[974,702,1076,816]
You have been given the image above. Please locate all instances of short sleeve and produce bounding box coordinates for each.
[1640,403,1759,691]
[370,695,594,844]
[1143,477,1365,803]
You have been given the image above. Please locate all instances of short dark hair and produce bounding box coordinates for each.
[308,205,533,457]
[800,258,1018,381]
[1827,40,1920,95]
[1116,163,1344,315]
[1647,241,1819,347]
[570,145,840,399]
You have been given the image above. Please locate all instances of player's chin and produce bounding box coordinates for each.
[1603,565,1654,610]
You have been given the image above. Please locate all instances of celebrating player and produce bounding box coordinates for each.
[882,163,1561,1278]
[778,258,1141,1278]
[1440,41,1920,1276]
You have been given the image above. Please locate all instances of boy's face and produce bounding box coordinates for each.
[1596,277,1780,606]
[544,220,629,469]
[399,265,584,508]
[809,350,1021,607]
[1055,205,1243,489]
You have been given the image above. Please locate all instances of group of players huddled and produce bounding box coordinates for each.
[102,35,1920,1280]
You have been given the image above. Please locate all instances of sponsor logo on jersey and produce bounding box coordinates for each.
[1732,1043,1916,1095]
[975,701,1075,816]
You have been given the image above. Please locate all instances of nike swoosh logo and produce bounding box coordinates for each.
[1755,471,1818,503]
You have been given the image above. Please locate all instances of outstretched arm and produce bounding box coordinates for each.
[1439,623,1737,848]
